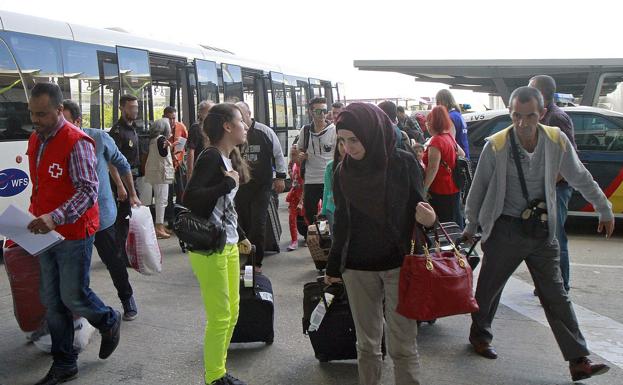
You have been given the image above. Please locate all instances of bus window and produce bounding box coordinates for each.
[242,68,264,120]
[221,63,243,103]
[116,46,152,133]
[61,41,115,129]
[270,72,286,129]
[285,85,295,128]
[195,59,219,105]
[309,78,323,98]
[3,32,64,91]
[296,80,309,127]
[97,51,120,129]
[0,38,30,141]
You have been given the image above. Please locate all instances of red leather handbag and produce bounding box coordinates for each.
[396,222,479,320]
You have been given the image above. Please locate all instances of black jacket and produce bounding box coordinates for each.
[183,147,246,240]
[326,149,426,277]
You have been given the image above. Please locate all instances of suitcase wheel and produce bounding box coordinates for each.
[266,337,274,345]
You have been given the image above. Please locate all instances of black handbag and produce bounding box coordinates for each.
[173,199,227,253]
[509,130,549,239]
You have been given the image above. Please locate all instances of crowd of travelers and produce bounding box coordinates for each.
[9,77,615,385]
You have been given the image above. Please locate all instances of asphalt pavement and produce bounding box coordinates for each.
[1,199,622,385]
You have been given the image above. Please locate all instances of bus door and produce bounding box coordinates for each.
[115,46,152,134]
[0,37,31,213]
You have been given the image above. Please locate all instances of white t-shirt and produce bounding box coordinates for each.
[209,155,239,244]
[299,123,336,184]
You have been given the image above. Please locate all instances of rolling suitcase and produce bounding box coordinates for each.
[264,193,282,253]
[302,280,385,362]
[3,243,46,332]
[231,248,275,344]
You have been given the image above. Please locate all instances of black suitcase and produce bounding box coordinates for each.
[264,193,282,253]
[302,281,385,362]
[231,250,275,344]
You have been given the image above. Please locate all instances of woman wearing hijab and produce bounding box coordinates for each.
[325,103,436,385]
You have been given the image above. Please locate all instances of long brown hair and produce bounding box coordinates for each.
[203,103,251,184]
[436,89,462,113]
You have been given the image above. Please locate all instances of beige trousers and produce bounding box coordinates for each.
[342,267,421,385]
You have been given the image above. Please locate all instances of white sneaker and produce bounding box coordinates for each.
[287,241,298,251]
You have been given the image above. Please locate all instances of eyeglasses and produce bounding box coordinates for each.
[312,108,328,116]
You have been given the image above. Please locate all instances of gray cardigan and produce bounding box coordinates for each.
[465,124,613,243]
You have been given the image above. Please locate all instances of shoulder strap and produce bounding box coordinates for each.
[303,124,311,151]
[509,129,530,203]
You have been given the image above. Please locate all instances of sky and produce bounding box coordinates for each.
[3,0,623,110]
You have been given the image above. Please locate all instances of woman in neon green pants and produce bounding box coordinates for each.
[184,103,252,385]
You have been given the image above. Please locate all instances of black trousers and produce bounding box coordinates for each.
[429,192,463,229]
[235,184,271,267]
[94,225,133,302]
[114,197,131,263]
[303,183,324,225]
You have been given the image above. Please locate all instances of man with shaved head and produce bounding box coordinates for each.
[235,101,287,272]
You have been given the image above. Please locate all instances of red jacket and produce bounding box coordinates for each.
[27,122,99,240]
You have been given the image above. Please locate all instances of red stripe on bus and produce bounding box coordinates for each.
[580,167,623,212]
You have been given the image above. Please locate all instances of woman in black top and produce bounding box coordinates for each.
[183,103,251,385]
[325,103,436,385]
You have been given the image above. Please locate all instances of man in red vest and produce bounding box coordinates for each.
[26,83,121,385]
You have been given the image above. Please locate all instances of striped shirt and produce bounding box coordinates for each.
[36,117,99,226]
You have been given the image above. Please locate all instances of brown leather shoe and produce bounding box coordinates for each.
[469,336,498,359]
[569,357,610,381]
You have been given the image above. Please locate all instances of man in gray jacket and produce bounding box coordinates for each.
[462,86,614,382]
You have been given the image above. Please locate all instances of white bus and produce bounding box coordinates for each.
[0,10,340,217]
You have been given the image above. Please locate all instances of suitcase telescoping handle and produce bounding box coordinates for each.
[454,234,482,258]
[245,244,257,294]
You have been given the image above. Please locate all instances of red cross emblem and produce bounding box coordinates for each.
[48,163,63,179]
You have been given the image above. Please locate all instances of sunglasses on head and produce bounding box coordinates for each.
[312,108,328,115]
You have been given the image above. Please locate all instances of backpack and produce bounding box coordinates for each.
[441,143,473,199]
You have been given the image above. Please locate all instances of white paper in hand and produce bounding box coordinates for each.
[0,204,64,255]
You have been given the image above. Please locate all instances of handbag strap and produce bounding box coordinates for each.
[509,129,530,204]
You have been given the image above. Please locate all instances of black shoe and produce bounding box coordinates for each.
[208,377,228,385]
[121,297,138,321]
[34,366,78,385]
[99,310,121,359]
[569,357,610,381]
[224,373,247,385]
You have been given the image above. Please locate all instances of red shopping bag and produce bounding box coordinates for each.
[396,222,479,320]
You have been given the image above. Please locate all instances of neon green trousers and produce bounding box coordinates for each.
[189,244,240,384]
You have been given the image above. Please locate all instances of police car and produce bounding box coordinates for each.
[464,106,623,218]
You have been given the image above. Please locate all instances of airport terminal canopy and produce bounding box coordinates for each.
[353,59,623,106]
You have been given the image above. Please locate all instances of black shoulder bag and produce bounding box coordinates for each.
[509,130,549,239]
[173,146,228,253]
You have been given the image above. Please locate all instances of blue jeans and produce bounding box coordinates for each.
[556,183,573,291]
[39,235,118,369]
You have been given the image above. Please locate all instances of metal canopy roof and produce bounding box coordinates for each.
[353,59,623,106]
